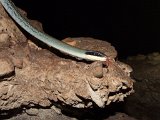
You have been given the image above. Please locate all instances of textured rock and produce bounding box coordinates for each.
[125,52,160,120]
[25,108,39,116]
[0,57,14,78]
[0,33,10,47]
[0,2,134,119]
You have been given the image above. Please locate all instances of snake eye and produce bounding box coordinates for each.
[85,50,106,57]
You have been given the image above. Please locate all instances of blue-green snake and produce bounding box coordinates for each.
[0,0,107,61]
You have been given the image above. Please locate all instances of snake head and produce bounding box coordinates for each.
[85,50,107,61]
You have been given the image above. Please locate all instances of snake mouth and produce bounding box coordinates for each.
[86,81,105,107]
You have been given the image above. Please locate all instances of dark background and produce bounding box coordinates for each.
[13,0,160,59]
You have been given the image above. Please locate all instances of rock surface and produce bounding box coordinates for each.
[124,52,160,120]
[0,2,134,120]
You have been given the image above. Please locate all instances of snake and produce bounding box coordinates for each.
[0,0,107,61]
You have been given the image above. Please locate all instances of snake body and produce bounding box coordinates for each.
[0,0,107,61]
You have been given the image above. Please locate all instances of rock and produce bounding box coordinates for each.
[0,33,10,47]
[0,58,14,78]
[125,52,160,120]
[25,108,39,116]
[0,2,134,119]
[90,61,104,78]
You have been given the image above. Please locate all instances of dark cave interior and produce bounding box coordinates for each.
[12,0,160,59]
